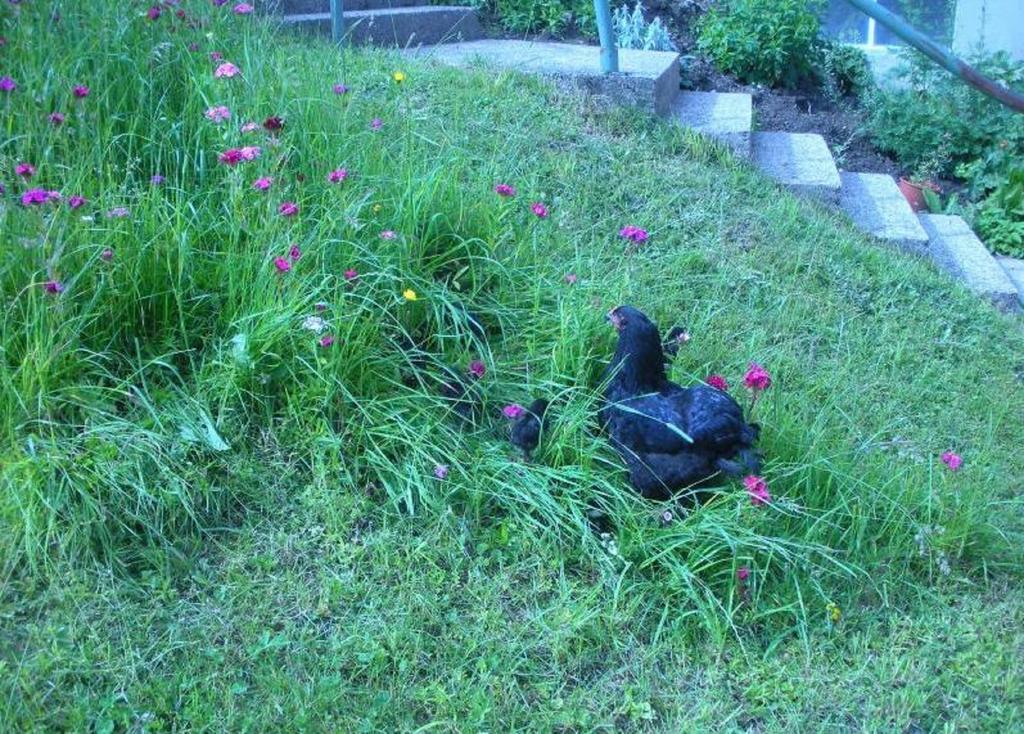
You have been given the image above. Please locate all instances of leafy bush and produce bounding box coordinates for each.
[819,41,874,102]
[866,50,1024,188]
[865,50,1024,252]
[697,0,822,87]
[975,168,1024,256]
[613,2,677,52]
[486,0,595,36]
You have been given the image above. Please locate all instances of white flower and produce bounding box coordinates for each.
[302,315,327,334]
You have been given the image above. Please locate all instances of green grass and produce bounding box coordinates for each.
[2,0,1024,730]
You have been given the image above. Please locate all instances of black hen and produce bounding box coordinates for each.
[510,398,549,458]
[600,305,760,501]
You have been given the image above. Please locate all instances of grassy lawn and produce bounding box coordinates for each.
[2,0,1023,730]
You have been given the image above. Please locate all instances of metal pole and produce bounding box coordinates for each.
[843,0,1024,113]
[330,0,344,44]
[594,0,619,73]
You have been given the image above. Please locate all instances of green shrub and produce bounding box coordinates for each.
[486,0,595,36]
[975,167,1024,256]
[819,41,874,102]
[697,0,822,87]
[866,50,1024,189]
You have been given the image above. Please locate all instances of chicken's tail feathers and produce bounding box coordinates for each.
[716,448,762,478]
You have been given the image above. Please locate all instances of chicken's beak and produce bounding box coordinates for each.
[606,308,623,331]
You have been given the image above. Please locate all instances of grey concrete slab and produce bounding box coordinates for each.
[409,40,680,117]
[919,214,1020,312]
[840,172,929,253]
[274,0,422,15]
[751,132,841,204]
[283,6,482,46]
[996,255,1024,305]
[670,91,751,158]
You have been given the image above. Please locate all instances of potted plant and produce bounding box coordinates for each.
[899,150,947,212]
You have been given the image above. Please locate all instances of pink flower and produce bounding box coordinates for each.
[468,360,486,379]
[737,566,750,582]
[288,243,301,261]
[319,334,335,348]
[273,256,291,273]
[564,273,578,285]
[742,362,772,392]
[941,451,963,472]
[744,475,770,506]
[212,0,228,6]
[233,2,253,13]
[146,5,161,20]
[706,374,729,391]
[530,201,549,218]
[327,168,348,183]
[502,404,525,419]
[263,115,283,131]
[0,76,15,92]
[73,84,90,98]
[343,268,358,282]
[20,189,54,206]
[210,51,223,61]
[239,146,261,161]
[101,248,114,261]
[49,112,66,125]
[433,464,449,480]
[106,207,129,218]
[494,183,516,197]
[219,148,244,166]
[315,302,328,312]
[204,105,231,123]
[333,83,349,95]
[252,177,272,191]
[379,230,396,240]
[240,121,259,133]
[15,163,35,178]
[619,225,649,244]
[68,195,87,209]
[42,280,65,294]
[214,62,240,79]
[370,117,383,131]
[150,174,165,185]
[279,201,299,217]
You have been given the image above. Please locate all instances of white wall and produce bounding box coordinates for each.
[953,0,1024,60]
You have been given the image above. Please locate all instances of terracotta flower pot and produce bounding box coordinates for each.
[898,177,935,212]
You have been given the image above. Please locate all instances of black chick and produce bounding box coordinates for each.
[510,398,549,458]
[662,325,690,361]
[396,334,481,426]
[600,305,760,502]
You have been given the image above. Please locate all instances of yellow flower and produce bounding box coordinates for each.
[826,602,841,623]
[402,289,418,302]
[392,70,406,84]
[372,204,382,214]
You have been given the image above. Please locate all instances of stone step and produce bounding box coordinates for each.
[995,255,1024,306]
[839,172,929,253]
[670,91,752,158]
[282,6,482,46]
[918,214,1020,313]
[407,40,680,117]
[751,132,841,204]
[275,0,423,14]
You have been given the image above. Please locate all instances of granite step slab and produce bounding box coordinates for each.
[282,6,482,46]
[408,40,680,117]
[995,255,1024,306]
[751,132,841,203]
[918,213,1020,313]
[670,91,752,158]
[839,172,929,253]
